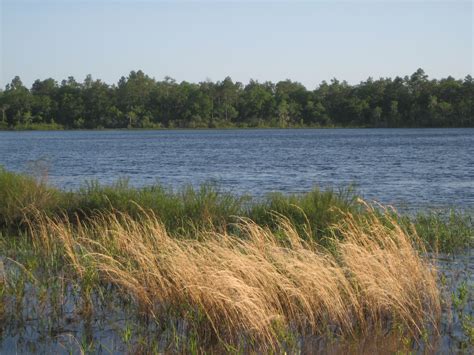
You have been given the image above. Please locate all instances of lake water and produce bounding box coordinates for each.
[1,128,473,209]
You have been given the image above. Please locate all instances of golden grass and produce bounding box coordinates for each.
[28,203,440,351]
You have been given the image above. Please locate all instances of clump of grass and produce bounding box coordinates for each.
[249,187,358,244]
[0,168,250,234]
[411,211,473,253]
[28,203,440,351]
[0,167,60,227]
[72,180,248,233]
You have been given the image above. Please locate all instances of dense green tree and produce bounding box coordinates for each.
[55,77,85,127]
[117,70,155,128]
[30,78,58,125]
[81,75,114,128]
[0,69,472,129]
[212,77,241,123]
[238,80,276,125]
[1,77,34,127]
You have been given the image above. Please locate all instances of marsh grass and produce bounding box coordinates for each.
[22,204,440,351]
[411,211,473,253]
[1,168,471,253]
[0,164,465,351]
[0,167,61,227]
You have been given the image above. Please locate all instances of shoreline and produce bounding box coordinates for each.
[1,126,473,132]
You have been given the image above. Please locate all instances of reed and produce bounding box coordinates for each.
[27,203,440,351]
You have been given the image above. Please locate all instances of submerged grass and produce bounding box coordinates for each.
[23,205,440,351]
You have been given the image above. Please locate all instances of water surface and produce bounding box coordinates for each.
[1,128,473,208]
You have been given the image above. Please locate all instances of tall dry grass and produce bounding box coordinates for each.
[28,203,440,350]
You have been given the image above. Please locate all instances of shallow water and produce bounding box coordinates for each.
[433,249,474,351]
[0,128,473,209]
[1,251,473,354]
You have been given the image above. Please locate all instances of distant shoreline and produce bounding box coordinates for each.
[1,125,473,132]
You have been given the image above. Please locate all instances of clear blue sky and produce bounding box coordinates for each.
[1,0,472,89]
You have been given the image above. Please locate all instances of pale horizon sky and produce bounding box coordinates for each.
[1,0,473,89]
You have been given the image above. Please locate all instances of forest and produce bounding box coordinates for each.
[0,68,472,129]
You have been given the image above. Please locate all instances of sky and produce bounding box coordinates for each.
[0,0,472,89]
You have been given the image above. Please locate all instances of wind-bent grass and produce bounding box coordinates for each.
[25,204,440,351]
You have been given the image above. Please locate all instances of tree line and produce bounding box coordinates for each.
[0,68,472,129]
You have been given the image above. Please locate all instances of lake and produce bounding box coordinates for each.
[1,128,473,209]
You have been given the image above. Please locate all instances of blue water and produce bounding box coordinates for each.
[0,128,473,208]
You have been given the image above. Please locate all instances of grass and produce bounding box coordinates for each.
[0,167,472,351]
[0,167,472,253]
[18,206,440,351]
[411,211,473,253]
